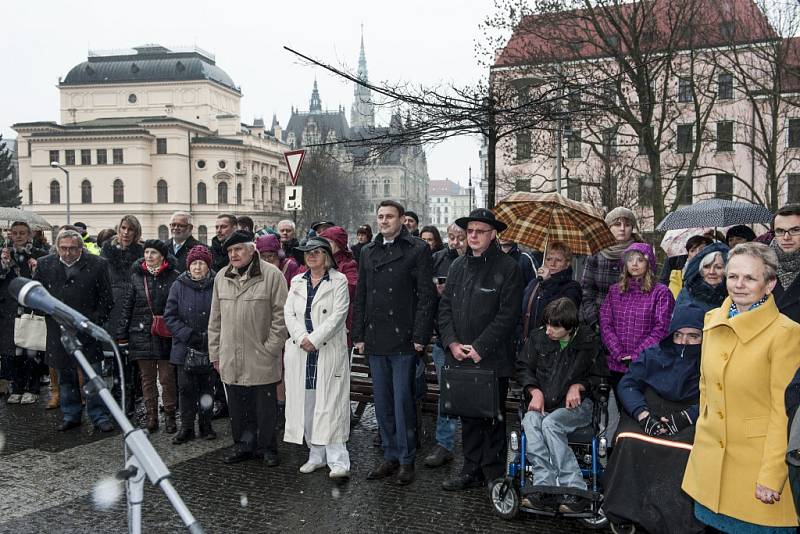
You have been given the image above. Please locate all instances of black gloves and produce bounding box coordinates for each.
[640,414,669,436]
[188,331,204,349]
[663,410,693,434]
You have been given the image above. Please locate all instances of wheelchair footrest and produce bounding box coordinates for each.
[521,484,601,502]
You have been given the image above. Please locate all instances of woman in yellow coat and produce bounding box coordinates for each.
[682,242,800,531]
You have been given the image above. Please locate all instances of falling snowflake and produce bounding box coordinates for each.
[240,494,249,507]
[199,394,213,410]
[331,487,341,499]
[92,477,123,510]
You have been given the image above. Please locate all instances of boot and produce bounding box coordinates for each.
[46,368,60,410]
[276,402,286,432]
[145,400,159,433]
[199,414,217,440]
[172,426,194,444]
[165,412,177,434]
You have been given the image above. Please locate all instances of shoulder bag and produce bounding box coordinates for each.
[143,276,172,338]
[14,312,47,352]
[439,364,499,419]
[185,333,211,373]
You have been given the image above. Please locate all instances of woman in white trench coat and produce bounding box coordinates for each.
[284,237,351,478]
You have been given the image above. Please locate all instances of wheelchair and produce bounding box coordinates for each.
[489,378,611,529]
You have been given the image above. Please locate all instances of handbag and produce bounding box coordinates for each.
[143,276,172,338]
[439,365,499,419]
[14,312,47,352]
[185,348,211,374]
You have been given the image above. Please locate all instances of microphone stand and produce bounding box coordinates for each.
[59,327,204,534]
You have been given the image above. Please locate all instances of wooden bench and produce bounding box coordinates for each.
[350,342,524,423]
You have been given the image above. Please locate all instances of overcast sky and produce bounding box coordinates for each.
[1,0,498,189]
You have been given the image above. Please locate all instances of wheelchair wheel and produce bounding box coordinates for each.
[489,477,519,520]
[578,507,609,530]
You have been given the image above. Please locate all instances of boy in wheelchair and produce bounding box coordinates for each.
[515,297,601,514]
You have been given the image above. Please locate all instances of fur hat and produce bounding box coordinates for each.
[143,239,169,259]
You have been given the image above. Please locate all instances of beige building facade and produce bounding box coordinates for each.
[428,179,473,236]
[14,44,290,242]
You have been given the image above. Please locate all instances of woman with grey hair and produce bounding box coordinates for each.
[683,242,800,532]
[675,242,730,313]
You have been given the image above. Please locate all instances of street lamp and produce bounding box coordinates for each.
[51,161,71,225]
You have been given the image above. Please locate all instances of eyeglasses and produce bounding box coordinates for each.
[774,227,800,237]
[305,249,324,257]
[169,223,189,228]
[466,228,492,236]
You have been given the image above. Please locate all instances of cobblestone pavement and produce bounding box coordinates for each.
[0,389,603,533]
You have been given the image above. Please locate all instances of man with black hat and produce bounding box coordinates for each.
[353,200,435,485]
[208,230,288,466]
[437,208,523,491]
[404,211,420,236]
[310,221,336,234]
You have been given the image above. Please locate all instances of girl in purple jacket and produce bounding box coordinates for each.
[599,242,675,385]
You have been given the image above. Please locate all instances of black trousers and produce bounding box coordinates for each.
[225,382,278,456]
[460,377,509,481]
[8,352,41,394]
[177,365,213,430]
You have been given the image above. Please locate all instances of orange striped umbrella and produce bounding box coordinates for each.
[493,192,616,255]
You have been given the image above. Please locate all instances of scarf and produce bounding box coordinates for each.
[600,238,635,261]
[771,240,800,290]
[687,279,727,307]
[728,294,769,318]
[142,260,168,277]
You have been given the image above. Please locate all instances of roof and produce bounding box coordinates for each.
[284,110,350,147]
[61,44,240,93]
[429,179,463,196]
[494,0,777,68]
[14,116,213,137]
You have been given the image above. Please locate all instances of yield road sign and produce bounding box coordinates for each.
[284,149,306,186]
[285,185,302,211]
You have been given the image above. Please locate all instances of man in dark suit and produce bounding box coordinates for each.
[167,211,202,272]
[34,229,114,432]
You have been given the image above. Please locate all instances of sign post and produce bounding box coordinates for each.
[283,149,306,226]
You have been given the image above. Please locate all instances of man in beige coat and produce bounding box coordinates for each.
[208,230,288,466]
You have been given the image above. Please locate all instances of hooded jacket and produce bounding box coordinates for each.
[617,303,706,422]
[599,242,675,373]
[675,242,729,313]
[520,266,582,339]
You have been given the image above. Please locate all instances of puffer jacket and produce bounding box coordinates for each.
[117,255,179,360]
[101,238,144,334]
[515,324,598,411]
[163,270,215,366]
[520,266,582,340]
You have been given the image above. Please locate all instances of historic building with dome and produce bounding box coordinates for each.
[13,44,290,242]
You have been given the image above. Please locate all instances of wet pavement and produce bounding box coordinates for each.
[0,388,603,533]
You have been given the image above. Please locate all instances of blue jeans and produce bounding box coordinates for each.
[57,363,110,426]
[369,353,417,465]
[431,344,458,451]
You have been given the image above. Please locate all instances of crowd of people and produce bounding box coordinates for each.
[2,199,800,533]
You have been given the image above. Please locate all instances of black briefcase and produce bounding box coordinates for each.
[439,366,499,419]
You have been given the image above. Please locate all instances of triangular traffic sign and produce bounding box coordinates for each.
[284,149,306,186]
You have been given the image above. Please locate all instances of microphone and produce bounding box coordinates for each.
[9,277,111,342]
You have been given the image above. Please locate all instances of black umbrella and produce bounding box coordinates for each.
[656,199,773,231]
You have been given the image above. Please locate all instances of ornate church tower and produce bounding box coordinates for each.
[309,79,322,113]
[350,26,375,129]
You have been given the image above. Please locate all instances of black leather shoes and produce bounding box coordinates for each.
[423,445,454,468]
[223,448,253,464]
[96,421,114,433]
[366,460,399,480]
[442,473,485,491]
[395,464,415,485]
[172,428,195,445]
[264,454,280,468]
[58,420,81,432]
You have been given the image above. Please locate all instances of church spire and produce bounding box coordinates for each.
[351,24,375,129]
[309,78,322,113]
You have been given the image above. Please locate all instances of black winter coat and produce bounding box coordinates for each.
[432,247,460,337]
[352,227,435,355]
[101,239,144,335]
[211,236,229,273]
[117,256,179,360]
[774,276,800,325]
[6,243,48,278]
[33,253,114,368]
[163,270,215,365]
[0,267,18,357]
[439,242,523,378]
[520,267,582,339]
[515,325,597,411]
[167,236,202,273]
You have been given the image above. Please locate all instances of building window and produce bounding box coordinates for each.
[50,180,60,204]
[27,182,33,204]
[716,121,734,152]
[716,174,733,200]
[81,179,92,204]
[197,182,207,204]
[218,160,227,170]
[372,181,378,197]
[236,183,242,205]
[197,159,206,169]
[113,179,124,203]
[80,149,91,165]
[384,179,391,196]
[789,119,800,148]
[271,179,278,201]
[602,128,617,158]
[156,179,168,203]
[97,149,107,165]
[113,148,124,164]
[639,174,653,206]
[567,88,582,113]
[65,150,75,166]
[262,183,266,201]
[567,177,581,201]
[678,77,693,103]
[718,72,734,100]
[156,138,167,154]
[567,129,581,159]
[218,182,228,204]
[677,124,694,153]
[515,178,531,192]
[721,20,736,40]
[49,150,59,164]
[198,225,208,245]
[158,225,169,241]
[516,131,531,160]
[789,174,800,203]
[676,175,693,205]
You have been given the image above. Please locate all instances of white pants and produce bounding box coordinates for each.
[305,389,350,470]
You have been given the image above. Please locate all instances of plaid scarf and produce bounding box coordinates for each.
[771,240,800,290]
